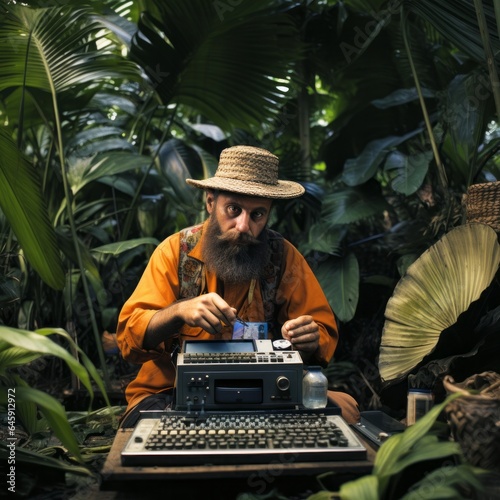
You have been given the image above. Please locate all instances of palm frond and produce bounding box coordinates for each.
[0,5,141,95]
[0,128,65,290]
[404,0,500,65]
[379,223,500,382]
[131,0,303,131]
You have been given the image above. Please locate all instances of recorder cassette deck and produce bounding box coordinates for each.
[175,339,303,410]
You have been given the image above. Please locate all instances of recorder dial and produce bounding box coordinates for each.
[276,376,290,392]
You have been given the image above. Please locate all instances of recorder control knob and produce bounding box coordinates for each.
[276,376,290,392]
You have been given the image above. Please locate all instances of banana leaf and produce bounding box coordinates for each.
[0,128,65,290]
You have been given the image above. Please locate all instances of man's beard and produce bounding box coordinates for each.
[202,215,269,283]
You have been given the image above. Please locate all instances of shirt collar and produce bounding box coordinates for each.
[187,220,209,263]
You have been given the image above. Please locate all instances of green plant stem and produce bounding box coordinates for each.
[298,61,311,181]
[401,5,449,199]
[43,59,111,392]
[121,102,178,240]
[473,0,500,121]
[495,0,500,41]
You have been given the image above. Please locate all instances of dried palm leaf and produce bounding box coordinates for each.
[379,223,500,382]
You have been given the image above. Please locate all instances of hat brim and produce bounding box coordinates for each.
[186,177,305,200]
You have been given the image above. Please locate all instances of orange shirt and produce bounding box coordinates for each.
[116,221,339,411]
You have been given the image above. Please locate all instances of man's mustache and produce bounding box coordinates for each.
[217,230,260,246]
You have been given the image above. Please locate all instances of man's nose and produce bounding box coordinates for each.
[235,212,251,233]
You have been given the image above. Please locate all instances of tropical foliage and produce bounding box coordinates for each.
[0,326,112,459]
[1,0,500,495]
[0,0,304,385]
[0,325,114,497]
[309,394,487,500]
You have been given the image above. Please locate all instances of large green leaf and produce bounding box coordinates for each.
[0,386,84,462]
[405,0,500,66]
[92,237,159,258]
[158,140,207,207]
[132,0,303,131]
[373,394,462,481]
[34,327,110,410]
[67,152,153,195]
[384,150,433,195]
[400,464,485,499]
[338,475,379,500]
[55,226,101,280]
[440,73,489,186]
[0,5,141,94]
[0,128,65,290]
[321,187,390,226]
[315,252,360,323]
[0,4,143,291]
[0,327,92,392]
[342,129,424,186]
[335,393,483,500]
[379,223,500,382]
[301,222,344,256]
[381,434,461,477]
[0,442,92,476]
[371,87,436,109]
[3,375,47,435]
[0,326,110,410]
[0,347,41,372]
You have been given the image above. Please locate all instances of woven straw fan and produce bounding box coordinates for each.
[379,223,500,383]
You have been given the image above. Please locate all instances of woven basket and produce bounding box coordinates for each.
[464,181,500,233]
[444,372,500,472]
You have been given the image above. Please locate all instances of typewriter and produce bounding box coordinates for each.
[121,339,367,466]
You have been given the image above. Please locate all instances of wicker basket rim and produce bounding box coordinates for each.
[467,180,500,190]
[443,374,500,401]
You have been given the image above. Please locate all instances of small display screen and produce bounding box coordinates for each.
[183,340,255,354]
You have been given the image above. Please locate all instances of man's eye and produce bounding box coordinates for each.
[227,205,240,215]
[252,211,264,220]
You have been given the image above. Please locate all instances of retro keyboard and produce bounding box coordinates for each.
[182,352,294,363]
[121,410,367,466]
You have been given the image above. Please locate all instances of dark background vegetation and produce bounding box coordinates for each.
[1,0,500,497]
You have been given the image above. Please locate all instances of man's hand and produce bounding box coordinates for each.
[144,293,237,349]
[177,292,237,335]
[281,315,320,354]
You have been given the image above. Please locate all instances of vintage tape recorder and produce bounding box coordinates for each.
[175,339,303,411]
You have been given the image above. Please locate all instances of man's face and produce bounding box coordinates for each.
[202,192,273,283]
[205,192,272,238]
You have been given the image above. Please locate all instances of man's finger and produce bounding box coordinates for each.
[212,298,237,326]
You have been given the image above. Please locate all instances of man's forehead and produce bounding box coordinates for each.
[217,192,272,209]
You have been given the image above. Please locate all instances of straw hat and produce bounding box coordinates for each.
[186,145,305,199]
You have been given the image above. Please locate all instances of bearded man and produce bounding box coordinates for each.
[116,145,359,427]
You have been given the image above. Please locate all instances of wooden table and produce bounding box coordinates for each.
[99,428,376,499]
